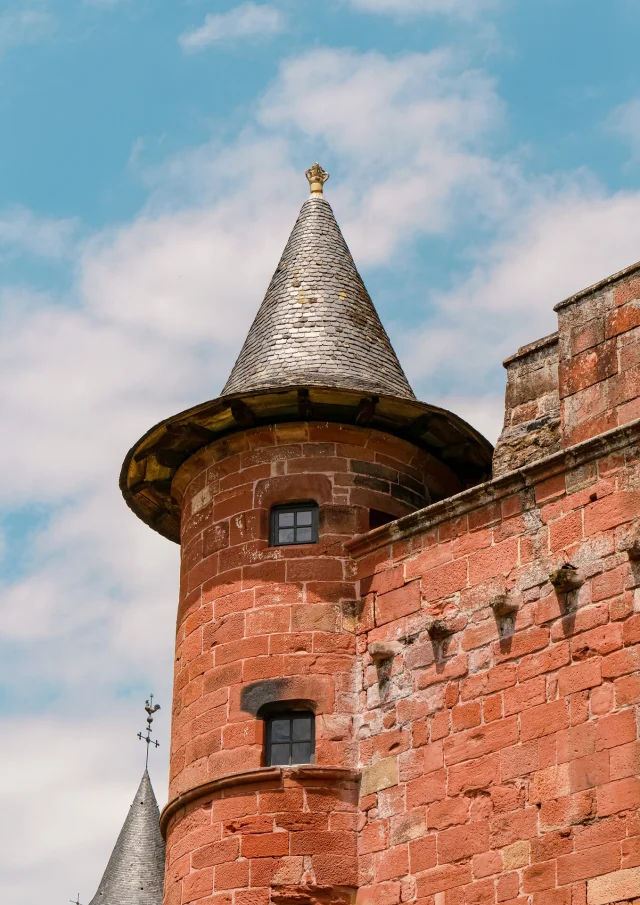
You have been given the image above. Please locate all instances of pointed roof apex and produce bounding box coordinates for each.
[89,770,165,905]
[222,170,415,400]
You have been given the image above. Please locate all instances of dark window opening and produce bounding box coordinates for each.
[266,711,315,766]
[270,502,319,546]
[369,508,396,531]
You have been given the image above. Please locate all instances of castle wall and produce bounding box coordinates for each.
[164,768,360,905]
[349,422,640,905]
[347,260,640,905]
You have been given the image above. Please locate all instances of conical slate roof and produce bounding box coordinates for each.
[119,166,495,542]
[89,770,165,905]
[222,169,415,400]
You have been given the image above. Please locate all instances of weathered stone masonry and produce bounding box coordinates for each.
[349,262,640,905]
[119,169,640,905]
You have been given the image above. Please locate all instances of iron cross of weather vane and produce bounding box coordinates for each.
[138,694,161,769]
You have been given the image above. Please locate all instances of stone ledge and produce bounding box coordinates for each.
[346,416,640,559]
[502,331,559,367]
[160,766,361,838]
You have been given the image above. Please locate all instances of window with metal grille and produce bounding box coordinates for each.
[265,712,315,766]
[270,502,318,546]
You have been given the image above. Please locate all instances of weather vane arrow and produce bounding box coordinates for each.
[138,694,161,769]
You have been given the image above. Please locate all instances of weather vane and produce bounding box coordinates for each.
[70,896,83,905]
[137,694,161,769]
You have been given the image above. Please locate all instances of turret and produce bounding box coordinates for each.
[120,166,492,905]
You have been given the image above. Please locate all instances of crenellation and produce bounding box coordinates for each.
[493,333,561,477]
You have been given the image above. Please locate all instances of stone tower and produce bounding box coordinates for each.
[121,165,640,905]
[120,164,492,905]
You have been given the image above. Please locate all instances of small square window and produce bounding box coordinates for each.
[270,503,319,546]
[266,712,315,766]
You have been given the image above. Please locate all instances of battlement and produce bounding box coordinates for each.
[494,259,640,477]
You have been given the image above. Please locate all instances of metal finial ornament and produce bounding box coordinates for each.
[70,896,84,905]
[137,694,161,769]
[305,162,329,194]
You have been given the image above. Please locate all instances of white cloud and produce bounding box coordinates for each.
[404,184,640,433]
[0,206,77,259]
[0,8,53,55]
[347,0,496,19]
[433,394,506,446]
[260,48,508,262]
[179,2,284,53]
[607,97,640,161]
[0,716,169,905]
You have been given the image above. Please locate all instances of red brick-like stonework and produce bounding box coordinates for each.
[164,424,461,905]
[557,268,640,447]
[161,262,640,905]
[351,428,640,905]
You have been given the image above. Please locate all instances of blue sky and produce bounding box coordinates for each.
[1,1,640,902]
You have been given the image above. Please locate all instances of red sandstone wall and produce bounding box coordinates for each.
[164,769,359,905]
[164,422,457,905]
[557,266,639,447]
[352,430,640,905]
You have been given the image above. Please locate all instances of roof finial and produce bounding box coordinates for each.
[137,694,160,770]
[305,162,329,194]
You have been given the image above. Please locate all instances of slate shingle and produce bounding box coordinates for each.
[222,192,415,400]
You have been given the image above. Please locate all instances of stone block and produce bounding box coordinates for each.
[360,757,398,797]
[588,867,640,905]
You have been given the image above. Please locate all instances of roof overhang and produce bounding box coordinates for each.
[120,385,494,543]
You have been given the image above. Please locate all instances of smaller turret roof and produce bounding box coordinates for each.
[88,770,165,905]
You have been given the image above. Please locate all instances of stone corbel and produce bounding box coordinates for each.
[426,618,454,640]
[620,534,640,561]
[490,594,518,617]
[490,593,518,639]
[368,640,402,662]
[549,564,584,592]
[425,611,465,639]
[425,616,459,662]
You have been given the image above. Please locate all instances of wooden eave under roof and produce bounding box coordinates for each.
[120,385,494,544]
